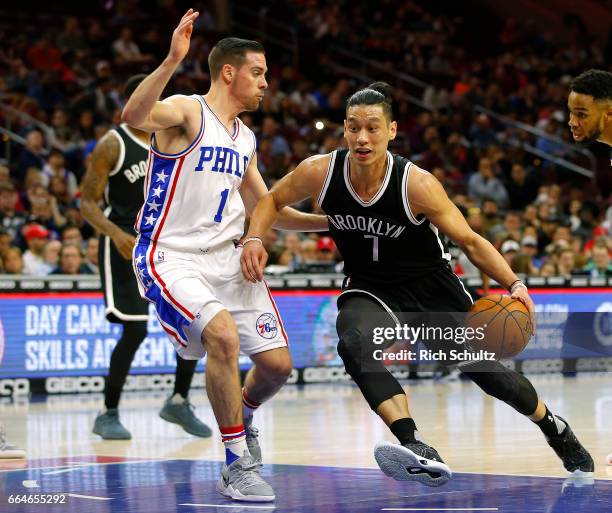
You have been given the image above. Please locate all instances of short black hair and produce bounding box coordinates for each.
[208,37,265,81]
[123,74,147,100]
[346,82,393,121]
[570,69,612,101]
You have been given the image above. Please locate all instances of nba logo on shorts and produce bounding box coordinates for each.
[256,313,278,339]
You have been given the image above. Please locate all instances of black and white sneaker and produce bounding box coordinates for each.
[374,441,451,487]
[546,416,594,475]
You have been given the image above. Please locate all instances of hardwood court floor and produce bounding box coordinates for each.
[1,374,611,512]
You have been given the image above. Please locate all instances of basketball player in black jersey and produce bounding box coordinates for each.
[241,82,594,485]
[81,75,211,440]
[568,69,612,149]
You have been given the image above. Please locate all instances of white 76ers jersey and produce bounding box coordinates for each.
[135,95,256,253]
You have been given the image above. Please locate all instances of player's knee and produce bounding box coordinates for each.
[337,327,362,367]
[204,329,240,363]
[263,358,294,382]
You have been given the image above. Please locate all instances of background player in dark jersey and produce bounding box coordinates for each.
[240,82,594,486]
[81,75,211,440]
[567,69,612,148]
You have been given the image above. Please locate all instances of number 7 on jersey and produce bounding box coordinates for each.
[364,234,379,262]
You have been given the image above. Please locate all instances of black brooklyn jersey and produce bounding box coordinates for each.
[319,149,451,284]
[105,123,149,227]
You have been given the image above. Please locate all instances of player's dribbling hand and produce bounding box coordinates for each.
[510,284,537,337]
[240,240,268,283]
[112,230,136,260]
[168,8,199,64]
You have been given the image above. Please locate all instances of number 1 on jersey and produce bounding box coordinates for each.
[214,188,230,223]
[364,234,379,262]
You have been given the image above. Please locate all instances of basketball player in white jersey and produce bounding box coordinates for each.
[122,9,327,502]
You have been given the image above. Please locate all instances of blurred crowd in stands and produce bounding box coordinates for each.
[0,0,610,279]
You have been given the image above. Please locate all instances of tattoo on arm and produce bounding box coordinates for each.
[80,132,124,238]
[81,132,119,202]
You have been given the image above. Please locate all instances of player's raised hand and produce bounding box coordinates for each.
[510,283,537,337]
[240,239,268,283]
[167,8,199,64]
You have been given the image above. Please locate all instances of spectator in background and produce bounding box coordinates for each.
[278,232,303,269]
[520,235,542,270]
[468,157,509,208]
[112,27,152,64]
[84,237,99,274]
[61,225,83,247]
[469,114,497,151]
[0,182,27,241]
[56,17,88,54]
[488,211,522,245]
[556,248,577,279]
[315,236,337,263]
[27,186,66,235]
[50,242,93,275]
[500,239,520,267]
[42,150,78,199]
[22,223,50,275]
[3,247,24,274]
[511,253,537,276]
[583,245,612,277]
[16,130,46,182]
[506,163,539,210]
[48,109,80,152]
[0,229,11,259]
[42,239,61,274]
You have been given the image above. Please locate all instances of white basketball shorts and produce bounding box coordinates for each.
[133,239,288,359]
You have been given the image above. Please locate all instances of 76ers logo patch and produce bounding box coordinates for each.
[256,313,278,339]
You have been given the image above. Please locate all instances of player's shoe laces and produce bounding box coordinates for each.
[159,394,212,438]
[92,409,131,440]
[374,440,452,487]
[244,417,261,465]
[546,416,594,474]
[0,426,26,459]
[216,450,275,502]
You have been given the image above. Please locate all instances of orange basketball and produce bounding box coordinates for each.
[464,294,533,359]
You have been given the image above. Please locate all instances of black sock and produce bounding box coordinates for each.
[534,406,567,438]
[104,322,147,410]
[173,355,197,399]
[390,418,417,445]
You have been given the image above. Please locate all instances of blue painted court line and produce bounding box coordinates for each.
[1,459,610,513]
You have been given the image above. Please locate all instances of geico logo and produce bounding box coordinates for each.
[522,359,562,373]
[286,368,299,385]
[124,374,174,391]
[390,368,411,380]
[303,367,350,382]
[46,376,105,393]
[0,379,30,396]
[576,357,612,372]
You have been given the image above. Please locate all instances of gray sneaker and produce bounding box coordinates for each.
[92,409,131,440]
[159,394,212,438]
[216,451,275,502]
[0,425,25,459]
[244,417,261,465]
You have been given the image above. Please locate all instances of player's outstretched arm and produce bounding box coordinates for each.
[408,167,536,331]
[240,154,329,232]
[121,8,199,132]
[80,132,135,260]
[240,155,329,282]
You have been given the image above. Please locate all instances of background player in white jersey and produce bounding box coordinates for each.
[122,9,327,502]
